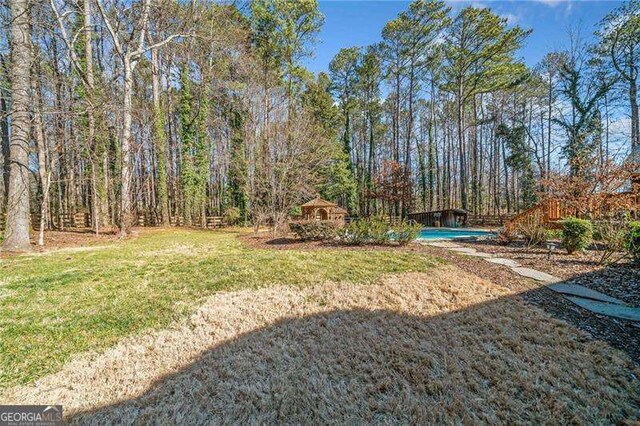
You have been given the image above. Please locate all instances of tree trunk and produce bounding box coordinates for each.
[367,111,375,216]
[1,94,9,211]
[547,73,552,180]
[2,0,32,252]
[152,47,170,225]
[429,81,437,211]
[457,85,468,211]
[32,71,50,247]
[83,0,102,235]
[119,56,134,237]
[630,76,639,149]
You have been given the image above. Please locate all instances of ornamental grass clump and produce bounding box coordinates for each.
[368,216,393,245]
[337,217,420,246]
[595,219,629,265]
[517,216,547,248]
[393,220,422,246]
[625,221,640,263]
[560,217,593,254]
[336,220,372,246]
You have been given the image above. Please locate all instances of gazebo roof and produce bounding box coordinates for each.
[301,197,337,208]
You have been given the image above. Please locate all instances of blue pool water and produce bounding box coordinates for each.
[418,228,494,240]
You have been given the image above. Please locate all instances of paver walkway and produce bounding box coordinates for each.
[424,240,640,326]
[565,297,640,322]
[449,247,478,253]
[427,241,461,248]
[548,283,627,305]
[511,267,561,284]
[486,258,520,268]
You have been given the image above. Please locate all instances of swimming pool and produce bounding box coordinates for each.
[417,228,494,240]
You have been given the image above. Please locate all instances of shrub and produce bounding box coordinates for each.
[289,220,339,241]
[337,218,420,246]
[517,216,547,248]
[560,217,593,254]
[336,220,369,245]
[625,221,640,262]
[288,206,301,217]
[223,207,242,226]
[546,228,563,240]
[393,220,422,246]
[496,227,515,246]
[595,219,629,265]
[368,216,393,245]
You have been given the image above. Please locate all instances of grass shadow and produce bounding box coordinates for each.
[67,283,640,424]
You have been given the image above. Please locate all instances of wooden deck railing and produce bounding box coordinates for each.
[505,194,640,232]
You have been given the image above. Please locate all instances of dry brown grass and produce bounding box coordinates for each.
[2,265,638,424]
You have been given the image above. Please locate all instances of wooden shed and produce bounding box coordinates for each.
[408,209,469,228]
[301,197,347,222]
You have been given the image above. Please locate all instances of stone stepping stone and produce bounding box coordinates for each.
[426,241,461,248]
[450,247,478,254]
[446,246,493,258]
[548,283,627,306]
[565,296,640,322]
[464,251,493,258]
[511,267,561,284]
[486,257,520,268]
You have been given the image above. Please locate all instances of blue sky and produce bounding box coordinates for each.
[305,0,624,74]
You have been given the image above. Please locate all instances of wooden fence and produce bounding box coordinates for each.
[467,214,509,227]
[0,212,230,232]
[408,209,468,228]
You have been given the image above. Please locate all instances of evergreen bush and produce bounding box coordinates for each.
[625,221,640,262]
[223,207,242,226]
[289,220,339,241]
[337,218,420,246]
[560,217,593,254]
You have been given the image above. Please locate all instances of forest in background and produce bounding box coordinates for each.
[0,0,638,250]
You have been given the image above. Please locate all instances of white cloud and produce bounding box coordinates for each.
[532,0,564,7]
[531,0,574,15]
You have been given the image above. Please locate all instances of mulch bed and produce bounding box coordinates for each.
[242,232,640,364]
[460,238,640,307]
[241,233,422,252]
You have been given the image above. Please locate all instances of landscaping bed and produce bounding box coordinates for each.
[459,238,640,306]
[241,233,425,252]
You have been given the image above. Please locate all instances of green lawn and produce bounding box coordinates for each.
[0,228,440,389]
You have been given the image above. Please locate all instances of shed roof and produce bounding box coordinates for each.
[301,197,337,208]
[333,206,348,214]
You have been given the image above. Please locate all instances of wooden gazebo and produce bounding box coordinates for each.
[301,197,347,222]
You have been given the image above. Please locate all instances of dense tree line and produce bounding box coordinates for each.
[0,0,638,250]
[329,0,639,219]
